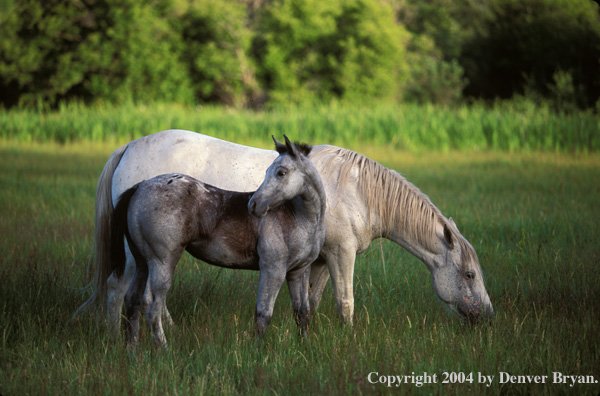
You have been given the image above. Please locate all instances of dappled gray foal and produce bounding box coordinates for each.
[109,136,326,348]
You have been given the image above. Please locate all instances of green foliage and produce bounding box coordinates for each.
[404,35,467,105]
[252,0,410,104]
[396,0,465,60]
[180,0,259,107]
[1,0,600,108]
[461,0,600,108]
[0,0,194,107]
[94,1,194,104]
[546,70,578,114]
[331,0,410,101]
[1,102,598,152]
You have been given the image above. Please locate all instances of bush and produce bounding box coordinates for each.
[252,0,410,104]
[461,0,600,108]
[180,0,260,107]
[2,0,599,109]
[0,0,194,107]
[404,35,467,105]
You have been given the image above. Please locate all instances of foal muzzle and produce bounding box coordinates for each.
[248,198,268,218]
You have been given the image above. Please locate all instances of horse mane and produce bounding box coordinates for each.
[310,146,476,267]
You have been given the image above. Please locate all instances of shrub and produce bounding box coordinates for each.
[252,0,410,104]
[180,0,260,107]
[461,0,600,108]
[0,0,194,107]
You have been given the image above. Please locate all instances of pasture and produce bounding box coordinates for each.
[0,108,599,394]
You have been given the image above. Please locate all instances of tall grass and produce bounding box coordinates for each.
[1,101,598,151]
[0,141,598,395]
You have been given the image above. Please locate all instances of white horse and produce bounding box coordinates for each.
[77,130,494,327]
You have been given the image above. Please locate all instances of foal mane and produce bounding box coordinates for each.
[310,146,476,267]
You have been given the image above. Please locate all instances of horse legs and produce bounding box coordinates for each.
[107,240,135,333]
[255,267,286,345]
[145,256,178,349]
[107,240,174,333]
[162,303,175,327]
[325,244,357,325]
[287,267,311,338]
[308,258,330,318]
[124,263,149,348]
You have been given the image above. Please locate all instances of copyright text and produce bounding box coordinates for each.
[366,371,599,388]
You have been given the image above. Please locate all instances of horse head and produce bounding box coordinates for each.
[429,218,494,324]
[248,135,319,218]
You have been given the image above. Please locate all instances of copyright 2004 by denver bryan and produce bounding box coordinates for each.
[366,371,599,389]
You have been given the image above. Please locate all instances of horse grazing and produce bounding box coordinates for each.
[109,136,326,348]
[77,130,494,329]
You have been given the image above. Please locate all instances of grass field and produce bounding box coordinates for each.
[1,101,599,151]
[0,118,599,394]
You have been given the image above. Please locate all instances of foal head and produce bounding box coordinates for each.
[248,135,319,218]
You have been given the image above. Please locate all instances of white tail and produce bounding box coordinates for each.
[73,144,128,317]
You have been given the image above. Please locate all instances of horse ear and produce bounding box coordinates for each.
[283,134,299,158]
[443,223,455,249]
[448,217,459,231]
[272,135,287,154]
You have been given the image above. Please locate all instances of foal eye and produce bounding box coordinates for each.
[465,271,475,280]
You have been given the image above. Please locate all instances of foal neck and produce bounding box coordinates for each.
[296,167,327,222]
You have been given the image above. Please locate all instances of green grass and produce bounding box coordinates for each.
[0,137,598,395]
[1,101,598,151]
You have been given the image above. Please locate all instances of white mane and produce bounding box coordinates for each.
[311,146,476,266]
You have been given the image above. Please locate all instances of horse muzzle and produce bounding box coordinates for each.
[456,297,495,325]
[248,198,268,218]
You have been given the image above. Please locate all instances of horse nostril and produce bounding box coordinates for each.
[250,200,256,212]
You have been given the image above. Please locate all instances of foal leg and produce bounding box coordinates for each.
[287,267,311,338]
[106,240,174,330]
[255,267,286,345]
[162,303,175,327]
[145,256,179,349]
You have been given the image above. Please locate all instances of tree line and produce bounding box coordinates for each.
[1,0,599,110]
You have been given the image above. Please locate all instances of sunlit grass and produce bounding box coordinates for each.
[1,101,598,152]
[0,139,598,395]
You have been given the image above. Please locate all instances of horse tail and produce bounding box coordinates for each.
[110,185,138,279]
[73,144,128,317]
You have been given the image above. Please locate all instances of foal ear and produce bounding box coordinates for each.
[272,135,287,154]
[443,223,455,249]
[283,134,300,158]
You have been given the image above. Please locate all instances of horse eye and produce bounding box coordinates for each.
[277,169,287,177]
[465,271,475,280]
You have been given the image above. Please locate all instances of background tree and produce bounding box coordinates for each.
[0,0,193,107]
[180,0,260,107]
[460,0,600,109]
[1,0,599,109]
[251,0,410,104]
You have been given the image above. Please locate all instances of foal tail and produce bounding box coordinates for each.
[110,185,139,279]
[74,144,128,317]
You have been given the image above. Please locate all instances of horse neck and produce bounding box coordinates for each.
[367,169,444,267]
[310,145,441,264]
